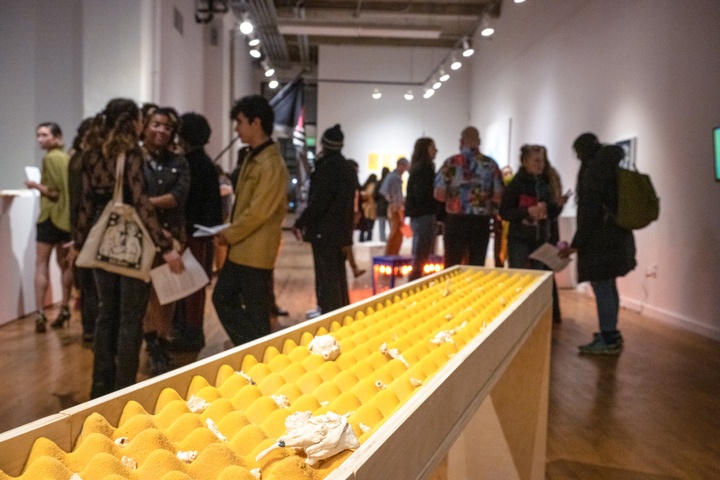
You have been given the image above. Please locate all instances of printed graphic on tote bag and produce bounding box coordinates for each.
[96,211,144,269]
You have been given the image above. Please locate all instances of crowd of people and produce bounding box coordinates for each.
[301,125,635,356]
[26,101,636,397]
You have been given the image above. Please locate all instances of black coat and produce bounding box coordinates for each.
[294,151,356,246]
[405,162,440,218]
[571,145,636,282]
[184,147,223,235]
[500,167,560,248]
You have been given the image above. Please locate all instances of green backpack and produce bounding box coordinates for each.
[615,162,660,230]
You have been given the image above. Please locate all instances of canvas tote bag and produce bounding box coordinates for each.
[76,152,156,281]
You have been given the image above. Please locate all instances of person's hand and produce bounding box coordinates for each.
[24,180,39,190]
[214,231,228,247]
[528,202,548,221]
[66,247,79,265]
[292,227,304,241]
[163,249,184,273]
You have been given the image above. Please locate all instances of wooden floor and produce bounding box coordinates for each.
[1,229,719,479]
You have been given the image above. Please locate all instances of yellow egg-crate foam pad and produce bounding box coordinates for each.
[0,269,538,480]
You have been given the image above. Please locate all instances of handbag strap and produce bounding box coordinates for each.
[113,152,126,204]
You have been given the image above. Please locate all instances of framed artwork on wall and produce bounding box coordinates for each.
[615,137,637,169]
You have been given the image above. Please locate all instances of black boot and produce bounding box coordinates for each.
[167,327,205,352]
[145,332,171,376]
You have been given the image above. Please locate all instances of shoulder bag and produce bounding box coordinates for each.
[75,152,156,281]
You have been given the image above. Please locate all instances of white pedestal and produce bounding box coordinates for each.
[0,191,61,326]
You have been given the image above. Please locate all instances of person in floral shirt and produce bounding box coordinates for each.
[434,126,503,267]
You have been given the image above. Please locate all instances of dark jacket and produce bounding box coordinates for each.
[571,145,636,282]
[294,150,356,246]
[500,167,560,246]
[405,162,440,218]
[143,149,190,244]
[183,147,223,236]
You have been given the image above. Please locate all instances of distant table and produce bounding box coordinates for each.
[371,254,444,294]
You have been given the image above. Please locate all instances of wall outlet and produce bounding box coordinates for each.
[645,265,658,278]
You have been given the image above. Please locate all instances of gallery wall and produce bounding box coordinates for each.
[317,44,471,184]
[469,0,720,338]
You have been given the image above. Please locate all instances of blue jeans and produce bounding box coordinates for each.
[409,214,436,281]
[212,260,272,346]
[591,278,619,333]
[508,238,545,270]
[91,268,151,398]
[377,216,387,242]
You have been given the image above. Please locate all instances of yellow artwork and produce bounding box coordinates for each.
[368,153,379,170]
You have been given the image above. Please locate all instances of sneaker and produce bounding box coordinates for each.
[578,336,622,355]
[593,331,624,345]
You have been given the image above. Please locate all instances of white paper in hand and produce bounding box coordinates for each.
[529,243,571,272]
[150,249,209,305]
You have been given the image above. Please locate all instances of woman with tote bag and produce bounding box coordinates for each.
[69,98,183,398]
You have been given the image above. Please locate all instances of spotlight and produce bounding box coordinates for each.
[248,38,260,47]
[249,48,261,58]
[261,60,274,77]
[268,79,279,89]
[439,69,450,82]
[450,56,462,70]
[433,80,442,90]
[462,37,474,57]
[372,88,382,100]
[239,17,253,35]
[480,14,494,37]
[514,0,526,3]
[423,88,435,99]
[404,90,414,100]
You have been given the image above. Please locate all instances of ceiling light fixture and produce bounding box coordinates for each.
[433,80,442,90]
[248,38,260,47]
[439,69,450,82]
[462,37,475,57]
[372,88,382,100]
[268,79,279,89]
[423,88,435,99]
[480,15,495,37]
[265,67,275,77]
[239,17,253,35]
[450,56,462,70]
[404,90,414,101]
[277,23,441,40]
[249,48,261,58]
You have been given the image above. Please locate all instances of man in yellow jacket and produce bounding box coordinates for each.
[213,95,289,346]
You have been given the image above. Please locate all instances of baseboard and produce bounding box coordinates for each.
[621,297,720,342]
[570,285,720,342]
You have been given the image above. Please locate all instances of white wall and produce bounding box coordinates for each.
[0,0,83,189]
[318,45,471,184]
[468,0,720,339]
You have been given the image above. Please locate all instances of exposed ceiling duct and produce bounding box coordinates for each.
[229,0,503,76]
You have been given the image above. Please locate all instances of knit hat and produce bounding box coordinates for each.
[321,124,344,150]
[178,112,212,147]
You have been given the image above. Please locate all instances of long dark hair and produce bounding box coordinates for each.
[362,173,378,190]
[411,137,435,170]
[84,98,140,158]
